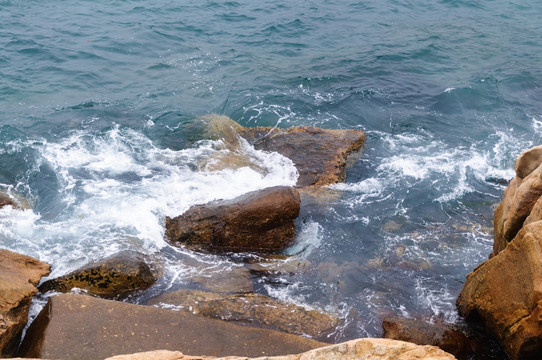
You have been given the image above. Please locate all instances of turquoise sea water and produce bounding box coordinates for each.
[1,0,542,357]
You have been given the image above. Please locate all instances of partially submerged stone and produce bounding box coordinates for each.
[199,115,366,188]
[165,186,300,253]
[237,125,365,188]
[457,220,542,360]
[104,338,456,360]
[382,316,489,358]
[19,293,325,359]
[146,290,340,341]
[186,265,254,293]
[39,251,156,298]
[0,249,50,357]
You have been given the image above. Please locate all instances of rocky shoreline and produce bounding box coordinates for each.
[1,116,506,359]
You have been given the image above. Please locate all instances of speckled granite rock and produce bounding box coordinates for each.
[38,251,156,298]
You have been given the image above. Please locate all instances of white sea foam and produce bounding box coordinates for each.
[0,125,298,276]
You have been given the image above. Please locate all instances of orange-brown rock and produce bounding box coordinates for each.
[165,186,300,253]
[38,251,156,298]
[18,293,324,360]
[457,220,542,359]
[237,126,365,188]
[382,316,488,358]
[0,249,50,357]
[493,146,542,256]
[104,338,456,360]
[146,290,339,341]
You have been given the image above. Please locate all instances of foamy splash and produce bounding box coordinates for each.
[0,125,298,277]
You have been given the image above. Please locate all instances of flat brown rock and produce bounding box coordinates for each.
[0,249,50,357]
[146,290,340,341]
[165,186,300,253]
[38,251,156,298]
[19,294,325,360]
[457,221,542,359]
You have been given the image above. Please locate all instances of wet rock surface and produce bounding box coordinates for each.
[457,220,542,360]
[198,114,366,188]
[146,289,340,341]
[238,125,365,188]
[165,186,300,253]
[38,251,156,298]
[103,338,456,360]
[18,293,325,360]
[0,249,50,357]
[382,316,493,359]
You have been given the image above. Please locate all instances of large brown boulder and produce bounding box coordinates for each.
[146,290,340,341]
[382,316,489,359]
[18,293,325,360]
[104,338,456,360]
[38,251,156,298]
[493,145,542,256]
[457,220,542,359]
[165,186,300,253]
[0,249,50,357]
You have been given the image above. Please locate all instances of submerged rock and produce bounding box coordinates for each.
[186,265,254,293]
[19,293,325,359]
[457,220,542,360]
[237,124,365,188]
[199,114,366,188]
[382,316,489,359]
[39,250,156,298]
[0,249,50,357]
[146,289,340,341]
[165,186,300,253]
[104,338,455,360]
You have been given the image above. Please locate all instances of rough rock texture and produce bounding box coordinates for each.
[237,125,365,188]
[457,220,542,360]
[38,251,156,298]
[382,317,485,358]
[104,338,455,360]
[493,146,542,256]
[0,249,50,357]
[146,290,340,340]
[165,186,300,253]
[198,114,365,188]
[19,293,324,360]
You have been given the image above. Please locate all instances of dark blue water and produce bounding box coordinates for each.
[2,0,542,351]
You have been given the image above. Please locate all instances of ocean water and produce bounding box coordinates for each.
[1,0,542,356]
